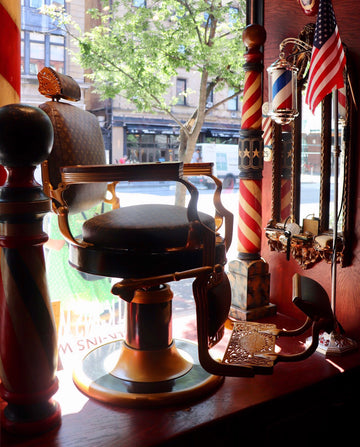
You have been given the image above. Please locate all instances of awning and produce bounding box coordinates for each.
[126,124,179,135]
[115,117,241,138]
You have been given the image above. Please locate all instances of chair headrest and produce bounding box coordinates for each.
[38,67,81,102]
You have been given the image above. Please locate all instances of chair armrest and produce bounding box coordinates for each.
[183,163,234,252]
[60,162,184,184]
[55,162,215,261]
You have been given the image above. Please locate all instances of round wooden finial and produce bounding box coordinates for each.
[242,24,267,49]
[0,104,53,167]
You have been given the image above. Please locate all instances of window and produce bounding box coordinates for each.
[22,31,65,75]
[133,0,146,7]
[206,82,214,107]
[229,7,239,26]
[126,133,179,162]
[21,0,67,75]
[228,88,238,111]
[30,0,43,7]
[176,78,187,106]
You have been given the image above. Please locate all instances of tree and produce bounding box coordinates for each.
[44,0,246,204]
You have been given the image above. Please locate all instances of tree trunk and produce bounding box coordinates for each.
[175,130,199,206]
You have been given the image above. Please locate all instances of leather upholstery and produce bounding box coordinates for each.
[39,100,107,214]
[83,204,215,250]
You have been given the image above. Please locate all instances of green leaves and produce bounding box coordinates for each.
[43,0,246,137]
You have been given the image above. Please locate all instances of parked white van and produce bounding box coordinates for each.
[192,143,239,189]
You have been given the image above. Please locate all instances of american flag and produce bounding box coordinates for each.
[305,0,346,114]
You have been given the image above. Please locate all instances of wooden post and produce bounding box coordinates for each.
[228,24,276,321]
[0,104,61,434]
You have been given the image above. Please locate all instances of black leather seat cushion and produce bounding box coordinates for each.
[82,204,215,250]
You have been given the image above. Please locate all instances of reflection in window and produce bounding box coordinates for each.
[176,78,187,106]
[30,0,43,8]
[300,92,321,225]
[126,132,179,163]
[216,153,227,171]
[206,82,214,107]
[22,31,65,75]
[229,7,239,26]
[133,0,146,7]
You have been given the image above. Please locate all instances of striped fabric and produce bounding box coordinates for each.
[305,0,346,114]
[0,1,21,106]
[0,1,21,185]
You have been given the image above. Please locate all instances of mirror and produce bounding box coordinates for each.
[265,24,356,269]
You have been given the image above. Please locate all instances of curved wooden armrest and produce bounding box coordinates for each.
[183,163,234,252]
[61,162,184,184]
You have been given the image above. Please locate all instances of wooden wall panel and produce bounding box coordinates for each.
[262,0,360,339]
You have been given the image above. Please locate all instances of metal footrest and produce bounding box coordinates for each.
[222,322,278,368]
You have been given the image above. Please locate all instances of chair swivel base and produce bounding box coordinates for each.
[73,339,224,407]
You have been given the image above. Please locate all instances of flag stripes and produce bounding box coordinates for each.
[305,0,346,114]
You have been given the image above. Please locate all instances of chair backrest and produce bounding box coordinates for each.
[38,67,107,214]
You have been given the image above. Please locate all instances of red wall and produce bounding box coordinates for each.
[262,0,360,339]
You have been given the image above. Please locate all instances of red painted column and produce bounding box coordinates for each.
[0,104,61,434]
[229,24,276,321]
[0,1,21,185]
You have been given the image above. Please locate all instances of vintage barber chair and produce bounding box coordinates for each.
[37,67,335,406]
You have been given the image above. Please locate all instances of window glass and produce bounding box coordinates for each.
[50,44,64,61]
[50,34,65,44]
[216,152,227,171]
[228,88,238,111]
[30,41,44,59]
[206,82,214,106]
[30,31,45,42]
[30,0,44,8]
[176,78,186,105]
[229,7,239,25]
[21,40,25,74]
[133,0,146,7]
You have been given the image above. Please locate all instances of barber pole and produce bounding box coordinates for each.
[0,1,21,185]
[229,24,275,321]
[271,68,293,112]
[237,27,264,257]
[0,1,20,106]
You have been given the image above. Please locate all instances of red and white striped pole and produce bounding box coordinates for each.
[229,24,276,321]
[237,50,263,256]
[0,0,21,185]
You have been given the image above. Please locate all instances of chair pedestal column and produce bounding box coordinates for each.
[111,285,193,384]
[73,284,223,407]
